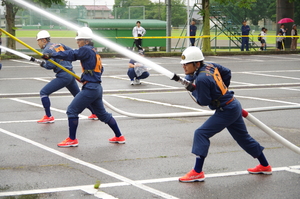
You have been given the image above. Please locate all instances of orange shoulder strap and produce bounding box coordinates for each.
[200,67,228,95]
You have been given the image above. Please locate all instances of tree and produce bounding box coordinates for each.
[1,0,65,51]
[159,0,186,27]
[276,0,295,49]
[112,0,186,27]
[201,0,262,52]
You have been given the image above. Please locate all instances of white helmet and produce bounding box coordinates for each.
[36,30,50,40]
[180,46,204,64]
[75,27,93,40]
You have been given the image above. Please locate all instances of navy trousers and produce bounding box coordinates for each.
[192,99,264,158]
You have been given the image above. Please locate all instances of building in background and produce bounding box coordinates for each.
[83,5,114,19]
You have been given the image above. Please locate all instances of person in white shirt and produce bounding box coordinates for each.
[259,27,266,51]
[132,21,146,50]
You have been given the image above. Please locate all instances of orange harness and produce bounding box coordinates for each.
[81,52,102,75]
[200,65,229,108]
[200,66,228,95]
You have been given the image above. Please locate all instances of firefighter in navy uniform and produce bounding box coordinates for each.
[176,46,272,182]
[42,27,125,147]
[36,30,96,123]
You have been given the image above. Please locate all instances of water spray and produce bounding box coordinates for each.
[10,0,175,80]
[0,45,43,64]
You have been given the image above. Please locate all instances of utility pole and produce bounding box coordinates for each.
[166,0,171,52]
[186,0,190,48]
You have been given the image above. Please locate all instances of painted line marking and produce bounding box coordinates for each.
[0,128,179,199]
[0,116,126,124]
[33,77,53,83]
[234,69,300,74]
[10,98,88,119]
[112,94,206,112]
[211,56,264,62]
[279,87,300,92]
[242,71,300,81]
[235,95,300,105]
[253,55,300,61]
[11,59,40,65]
[0,77,54,81]
[109,75,178,89]
[0,165,299,197]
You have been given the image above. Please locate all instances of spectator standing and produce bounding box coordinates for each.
[290,24,298,51]
[264,28,268,50]
[132,21,146,50]
[279,24,287,50]
[276,32,283,51]
[190,21,197,46]
[241,20,250,51]
[259,27,266,51]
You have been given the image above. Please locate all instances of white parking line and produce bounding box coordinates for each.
[235,95,300,105]
[0,164,298,197]
[109,75,178,88]
[11,59,39,65]
[242,71,300,80]
[112,94,206,112]
[10,98,89,119]
[0,127,179,199]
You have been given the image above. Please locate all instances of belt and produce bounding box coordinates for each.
[225,97,235,105]
[82,81,101,85]
[219,97,235,111]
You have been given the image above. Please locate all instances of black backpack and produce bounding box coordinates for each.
[258,33,261,41]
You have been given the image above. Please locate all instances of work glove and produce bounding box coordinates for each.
[41,53,52,60]
[171,74,195,92]
[40,61,46,68]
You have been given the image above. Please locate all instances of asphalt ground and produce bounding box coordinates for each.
[0,54,300,199]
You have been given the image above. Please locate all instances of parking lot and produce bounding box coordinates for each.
[0,54,300,199]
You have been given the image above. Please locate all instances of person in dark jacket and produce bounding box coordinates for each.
[241,20,250,51]
[190,21,197,46]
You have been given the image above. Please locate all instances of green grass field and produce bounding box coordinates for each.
[16,29,277,45]
[16,30,77,37]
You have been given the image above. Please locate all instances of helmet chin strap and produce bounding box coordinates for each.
[41,38,48,49]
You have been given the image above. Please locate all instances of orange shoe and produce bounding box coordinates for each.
[179,169,205,182]
[109,135,126,144]
[37,115,54,124]
[88,114,98,120]
[57,137,78,147]
[247,164,272,175]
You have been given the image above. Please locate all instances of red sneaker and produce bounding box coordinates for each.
[37,115,54,124]
[57,137,78,147]
[109,135,126,144]
[179,169,205,182]
[247,164,272,175]
[88,114,98,120]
